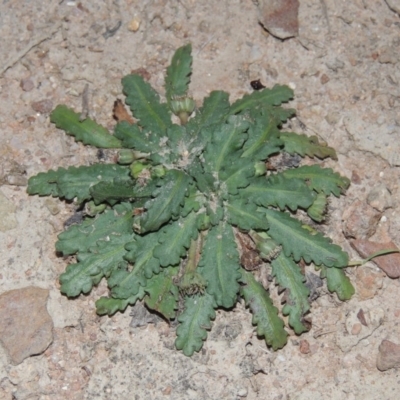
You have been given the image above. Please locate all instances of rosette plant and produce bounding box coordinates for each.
[28,44,354,356]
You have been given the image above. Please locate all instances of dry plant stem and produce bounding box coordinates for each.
[185,234,204,275]
[348,249,400,267]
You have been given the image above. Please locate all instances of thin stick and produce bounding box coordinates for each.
[0,23,61,76]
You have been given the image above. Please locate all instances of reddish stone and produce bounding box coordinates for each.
[377,340,400,371]
[351,239,400,278]
[0,287,53,365]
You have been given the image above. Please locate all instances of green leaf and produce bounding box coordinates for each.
[109,232,161,299]
[225,199,269,231]
[264,209,349,267]
[240,270,288,350]
[187,90,230,133]
[241,111,283,160]
[187,158,216,194]
[203,115,249,175]
[122,74,172,133]
[165,43,192,102]
[230,84,294,115]
[242,175,315,211]
[320,266,355,300]
[219,156,255,196]
[56,203,133,255]
[283,165,350,197]
[307,192,327,222]
[89,177,154,205]
[153,212,199,267]
[180,185,204,217]
[27,169,61,197]
[144,267,179,320]
[50,105,123,148]
[60,234,134,297]
[96,289,145,316]
[175,293,216,356]
[198,222,241,308]
[114,121,163,163]
[271,253,310,334]
[280,132,338,160]
[137,169,191,232]
[28,164,131,203]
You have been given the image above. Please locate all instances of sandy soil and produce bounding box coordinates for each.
[1,1,400,399]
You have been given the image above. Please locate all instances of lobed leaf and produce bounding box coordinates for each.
[114,121,164,163]
[241,110,283,160]
[283,165,350,197]
[153,212,199,267]
[240,270,288,350]
[165,43,192,102]
[203,115,249,175]
[230,84,294,115]
[122,74,172,133]
[109,232,161,299]
[264,208,349,267]
[219,156,255,197]
[307,192,327,222]
[319,265,355,300]
[28,164,130,203]
[96,289,145,316]
[50,105,122,148]
[225,199,269,231]
[198,222,241,308]
[144,267,179,320]
[241,175,315,212]
[60,234,134,297]
[27,169,61,197]
[136,169,192,232]
[271,253,310,334]
[56,203,133,255]
[280,132,337,160]
[187,90,230,134]
[175,292,216,356]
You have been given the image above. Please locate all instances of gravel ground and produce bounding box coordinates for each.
[1,1,400,399]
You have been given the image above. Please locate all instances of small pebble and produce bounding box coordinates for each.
[31,99,53,114]
[20,78,34,92]
[366,184,392,212]
[377,340,400,371]
[299,339,311,354]
[128,17,141,32]
[320,74,330,84]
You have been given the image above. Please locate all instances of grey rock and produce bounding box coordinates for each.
[0,287,53,365]
[367,184,393,212]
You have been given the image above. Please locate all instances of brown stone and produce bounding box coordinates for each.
[351,239,400,278]
[377,340,400,371]
[299,339,310,354]
[31,99,53,114]
[257,0,299,39]
[0,287,53,365]
[342,199,381,239]
[354,266,384,300]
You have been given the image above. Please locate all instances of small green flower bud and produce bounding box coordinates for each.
[130,161,147,178]
[151,165,166,178]
[170,97,195,125]
[118,149,136,165]
[85,201,107,216]
[254,161,266,176]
